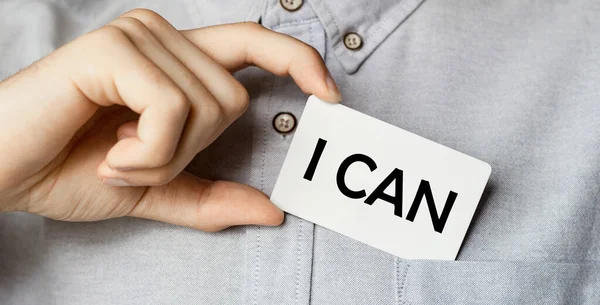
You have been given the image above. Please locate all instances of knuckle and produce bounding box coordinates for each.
[229,85,250,115]
[143,63,166,87]
[201,104,225,127]
[113,16,148,34]
[131,58,167,90]
[180,72,202,93]
[165,87,191,115]
[121,8,163,24]
[94,26,130,46]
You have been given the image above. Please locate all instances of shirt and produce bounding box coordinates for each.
[1,0,599,304]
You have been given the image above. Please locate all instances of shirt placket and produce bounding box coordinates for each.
[243,0,326,304]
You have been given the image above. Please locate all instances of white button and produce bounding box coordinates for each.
[343,32,363,50]
[280,0,303,12]
[273,112,296,134]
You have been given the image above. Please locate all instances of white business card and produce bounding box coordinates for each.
[270,96,491,260]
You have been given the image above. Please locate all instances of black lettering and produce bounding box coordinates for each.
[364,168,403,217]
[303,138,328,181]
[405,180,457,233]
[336,154,377,199]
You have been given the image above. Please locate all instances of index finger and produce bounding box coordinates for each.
[181,22,342,103]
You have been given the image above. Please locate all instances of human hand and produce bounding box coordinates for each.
[0,9,341,231]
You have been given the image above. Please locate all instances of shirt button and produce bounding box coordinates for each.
[273,112,297,134]
[280,0,303,12]
[343,32,363,50]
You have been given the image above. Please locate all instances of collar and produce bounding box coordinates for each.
[308,0,425,74]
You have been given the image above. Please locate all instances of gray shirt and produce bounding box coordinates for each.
[1,0,599,304]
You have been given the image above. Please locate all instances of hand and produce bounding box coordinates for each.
[0,9,341,231]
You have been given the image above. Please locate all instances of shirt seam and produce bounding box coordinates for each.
[396,258,411,305]
[362,0,423,46]
[253,73,276,305]
[308,0,341,48]
[251,227,261,305]
[332,0,424,60]
[311,0,424,73]
[294,23,314,305]
[294,219,304,304]
[270,17,320,31]
[306,23,318,305]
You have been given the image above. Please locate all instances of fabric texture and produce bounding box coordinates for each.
[1,0,599,304]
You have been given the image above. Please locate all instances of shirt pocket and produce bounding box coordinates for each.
[399,260,600,305]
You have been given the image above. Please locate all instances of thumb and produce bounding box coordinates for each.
[128,172,284,232]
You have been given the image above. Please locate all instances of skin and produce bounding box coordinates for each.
[0,9,341,232]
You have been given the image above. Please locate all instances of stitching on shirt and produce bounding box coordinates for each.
[293,23,313,304]
[365,0,423,43]
[294,219,304,304]
[395,258,400,304]
[396,258,411,305]
[316,0,340,36]
[314,0,341,44]
[324,0,424,73]
[343,0,418,62]
[270,17,320,31]
[254,72,276,305]
[252,227,261,305]
[305,24,318,305]
[260,55,277,196]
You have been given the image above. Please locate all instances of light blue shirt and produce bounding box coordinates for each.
[1,0,599,304]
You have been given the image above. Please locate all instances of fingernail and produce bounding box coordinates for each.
[325,72,342,102]
[102,178,132,187]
